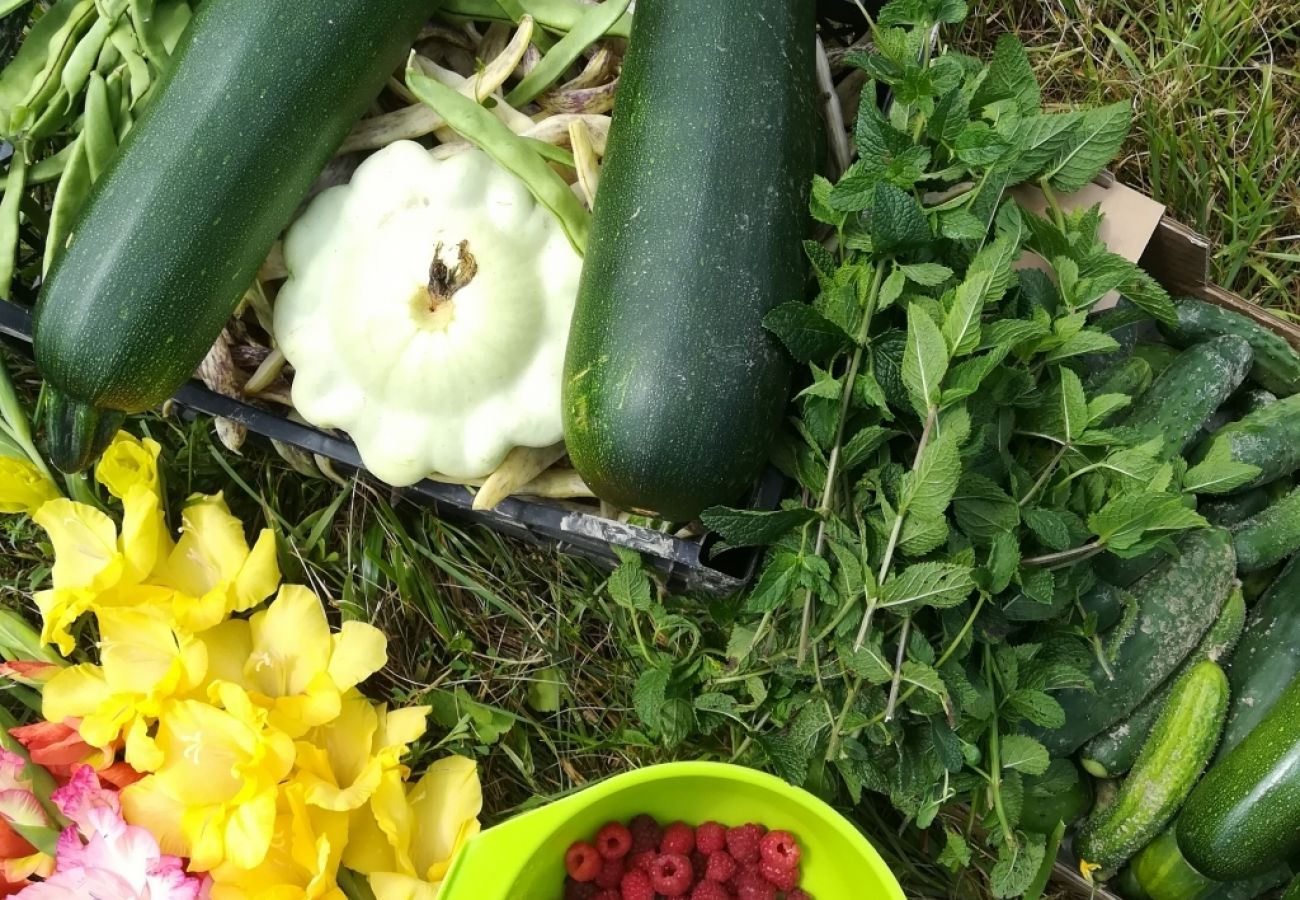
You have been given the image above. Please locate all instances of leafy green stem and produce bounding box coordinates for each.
[984,643,1017,849]
[883,615,912,722]
[854,402,937,652]
[1018,442,1070,507]
[1039,177,1067,232]
[1021,540,1102,569]
[797,261,889,664]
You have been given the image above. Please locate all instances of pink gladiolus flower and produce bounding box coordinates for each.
[14,766,202,899]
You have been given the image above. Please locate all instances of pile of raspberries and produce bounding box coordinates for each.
[561,814,812,900]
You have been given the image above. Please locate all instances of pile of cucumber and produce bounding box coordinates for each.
[1037,296,1300,900]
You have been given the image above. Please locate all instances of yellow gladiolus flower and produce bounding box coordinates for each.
[293,693,428,815]
[350,756,482,900]
[209,782,348,900]
[94,431,162,500]
[199,585,387,738]
[121,683,296,872]
[153,493,280,634]
[42,606,207,773]
[0,456,59,515]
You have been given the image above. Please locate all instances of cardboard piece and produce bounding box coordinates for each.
[1011,179,1169,310]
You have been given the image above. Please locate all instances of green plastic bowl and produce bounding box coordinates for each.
[437,761,904,899]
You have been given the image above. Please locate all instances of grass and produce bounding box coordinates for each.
[0,2,1294,898]
[959,0,1300,314]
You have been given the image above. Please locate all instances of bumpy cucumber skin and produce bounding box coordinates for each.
[1221,554,1300,757]
[1179,671,1300,881]
[1232,485,1300,573]
[1095,548,1167,588]
[1122,335,1253,457]
[562,0,818,520]
[1131,828,1215,900]
[1160,296,1300,395]
[32,0,440,472]
[1076,660,1229,876]
[1032,528,1236,756]
[1201,488,1272,528]
[1193,393,1300,494]
[1083,588,1244,778]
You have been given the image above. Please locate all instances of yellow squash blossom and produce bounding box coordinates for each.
[121,682,295,872]
[293,693,428,816]
[0,456,59,515]
[351,756,482,900]
[152,492,280,634]
[199,584,387,737]
[209,782,348,900]
[42,605,207,773]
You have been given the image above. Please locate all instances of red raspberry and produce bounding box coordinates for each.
[691,850,709,881]
[696,821,727,855]
[566,841,602,882]
[725,825,763,864]
[661,820,696,856]
[596,821,633,860]
[628,849,657,874]
[758,830,801,869]
[691,882,733,900]
[592,891,619,900]
[596,857,625,889]
[565,877,598,899]
[733,870,777,900]
[628,814,663,854]
[787,891,813,900]
[650,853,695,897]
[619,868,654,900]
[705,850,737,883]
[758,858,799,891]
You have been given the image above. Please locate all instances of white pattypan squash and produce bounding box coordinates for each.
[274,141,583,485]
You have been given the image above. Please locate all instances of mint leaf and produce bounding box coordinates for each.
[1087,392,1131,425]
[841,426,900,471]
[955,122,1012,166]
[634,665,672,733]
[764,303,852,363]
[1059,367,1088,442]
[840,636,894,684]
[953,473,1021,542]
[1042,329,1121,363]
[990,834,1046,899]
[901,661,951,710]
[903,303,950,415]
[902,433,962,518]
[608,561,653,611]
[873,182,931,254]
[999,734,1050,775]
[942,271,991,356]
[1006,689,1065,729]
[879,268,907,311]
[796,364,843,401]
[1023,507,1071,551]
[929,88,971,143]
[1046,100,1133,192]
[701,506,818,546]
[900,262,954,286]
[880,562,976,612]
[745,551,802,612]
[809,174,845,228]
[940,208,986,240]
[985,531,1021,593]
[900,512,951,556]
[1088,492,1207,555]
[1184,443,1262,494]
[971,34,1040,117]
[1007,111,1083,183]
[969,232,1020,301]
[938,829,973,871]
[760,702,831,785]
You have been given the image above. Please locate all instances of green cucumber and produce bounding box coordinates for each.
[1221,554,1300,757]
[1241,562,1281,606]
[1085,356,1154,425]
[1179,672,1300,881]
[1020,759,1092,834]
[562,0,818,520]
[1199,867,1293,900]
[1132,828,1215,900]
[1031,528,1236,756]
[1096,548,1168,588]
[1076,660,1229,876]
[1232,485,1300,573]
[1159,296,1300,395]
[31,0,441,472]
[1082,588,1245,778]
[1131,342,1182,377]
[1201,488,1273,528]
[1121,336,1253,458]
[1193,394,1300,494]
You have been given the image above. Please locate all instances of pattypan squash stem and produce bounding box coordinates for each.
[796,260,890,665]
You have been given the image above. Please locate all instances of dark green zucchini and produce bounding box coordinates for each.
[1030,528,1236,756]
[1132,829,1215,900]
[1082,588,1244,779]
[1179,672,1300,881]
[1076,660,1229,876]
[1121,336,1253,458]
[33,0,441,471]
[1221,554,1300,757]
[562,0,817,520]
[1159,296,1300,395]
